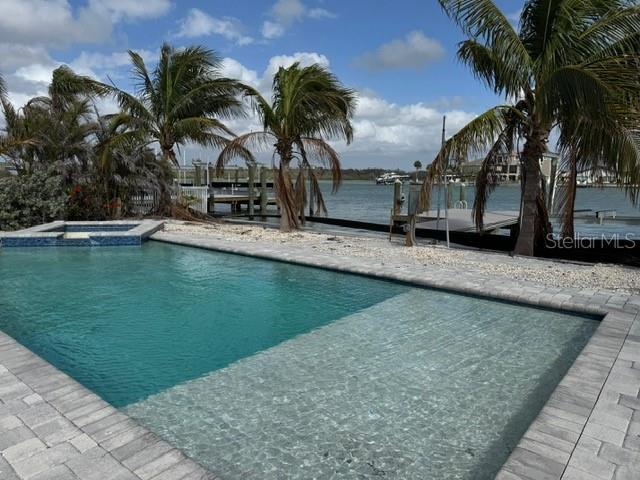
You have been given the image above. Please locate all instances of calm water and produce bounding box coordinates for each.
[313,181,640,237]
[0,243,599,478]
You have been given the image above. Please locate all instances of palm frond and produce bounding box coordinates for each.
[307,165,328,216]
[419,104,525,211]
[294,166,307,224]
[473,104,524,229]
[215,131,274,174]
[128,50,155,100]
[457,40,530,96]
[0,74,6,103]
[297,136,342,192]
[439,0,532,96]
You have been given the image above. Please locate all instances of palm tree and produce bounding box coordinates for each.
[216,63,356,231]
[102,43,246,214]
[104,45,242,162]
[422,0,640,256]
[413,160,422,182]
[1,66,104,177]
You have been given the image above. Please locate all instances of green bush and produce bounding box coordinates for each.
[0,170,67,231]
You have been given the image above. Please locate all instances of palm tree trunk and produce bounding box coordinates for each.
[561,155,578,239]
[156,150,175,216]
[514,128,551,256]
[277,153,296,232]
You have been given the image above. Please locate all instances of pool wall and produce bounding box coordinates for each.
[0,220,164,247]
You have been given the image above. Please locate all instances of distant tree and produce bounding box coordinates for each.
[216,63,356,231]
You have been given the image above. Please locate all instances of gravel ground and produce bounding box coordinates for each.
[163,220,640,294]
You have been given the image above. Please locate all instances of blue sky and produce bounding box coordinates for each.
[0,0,524,168]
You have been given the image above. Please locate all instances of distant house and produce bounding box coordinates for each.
[458,151,560,182]
[571,168,618,186]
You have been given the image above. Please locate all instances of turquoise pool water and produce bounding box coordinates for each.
[0,242,599,479]
[0,243,406,406]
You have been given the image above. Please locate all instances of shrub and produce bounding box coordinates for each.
[0,170,67,230]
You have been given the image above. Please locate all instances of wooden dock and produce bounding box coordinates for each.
[394,209,519,233]
[212,193,278,213]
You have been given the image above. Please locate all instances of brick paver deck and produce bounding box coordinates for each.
[1,230,638,479]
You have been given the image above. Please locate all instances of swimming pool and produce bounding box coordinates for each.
[0,242,599,479]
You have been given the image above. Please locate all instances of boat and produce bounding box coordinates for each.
[376,172,410,185]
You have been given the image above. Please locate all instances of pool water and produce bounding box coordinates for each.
[0,242,599,479]
[0,243,405,406]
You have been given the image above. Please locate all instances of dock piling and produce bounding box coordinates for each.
[393,180,403,215]
[248,163,256,219]
[260,167,268,217]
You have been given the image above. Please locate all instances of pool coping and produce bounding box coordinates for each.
[151,232,640,480]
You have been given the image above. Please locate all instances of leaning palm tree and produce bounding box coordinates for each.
[422,0,640,256]
[216,63,356,231]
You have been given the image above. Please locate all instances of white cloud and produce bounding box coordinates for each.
[176,8,253,45]
[261,0,336,40]
[348,92,475,158]
[271,0,306,24]
[70,49,155,72]
[0,0,110,46]
[0,0,171,47]
[223,51,330,94]
[355,31,445,71]
[261,21,285,40]
[91,0,171,20]
[307,8,336,20]
[0,44,53,70]
[220,58,259,87]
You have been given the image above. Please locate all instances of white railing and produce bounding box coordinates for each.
[130,195,156,215]
[178,186,209,214]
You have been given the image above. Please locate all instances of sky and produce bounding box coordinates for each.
[0,0,523,169]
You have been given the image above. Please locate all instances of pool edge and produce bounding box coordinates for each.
[151,232,640,480]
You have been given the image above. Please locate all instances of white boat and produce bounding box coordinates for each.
[376,173,410,185]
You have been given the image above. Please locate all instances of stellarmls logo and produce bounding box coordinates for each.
[545,233,637,249]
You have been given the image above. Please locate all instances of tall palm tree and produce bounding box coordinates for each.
[102,43,246,213]
[104,44,244,166]
[216,63,356,231]
[421,0,640,256]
